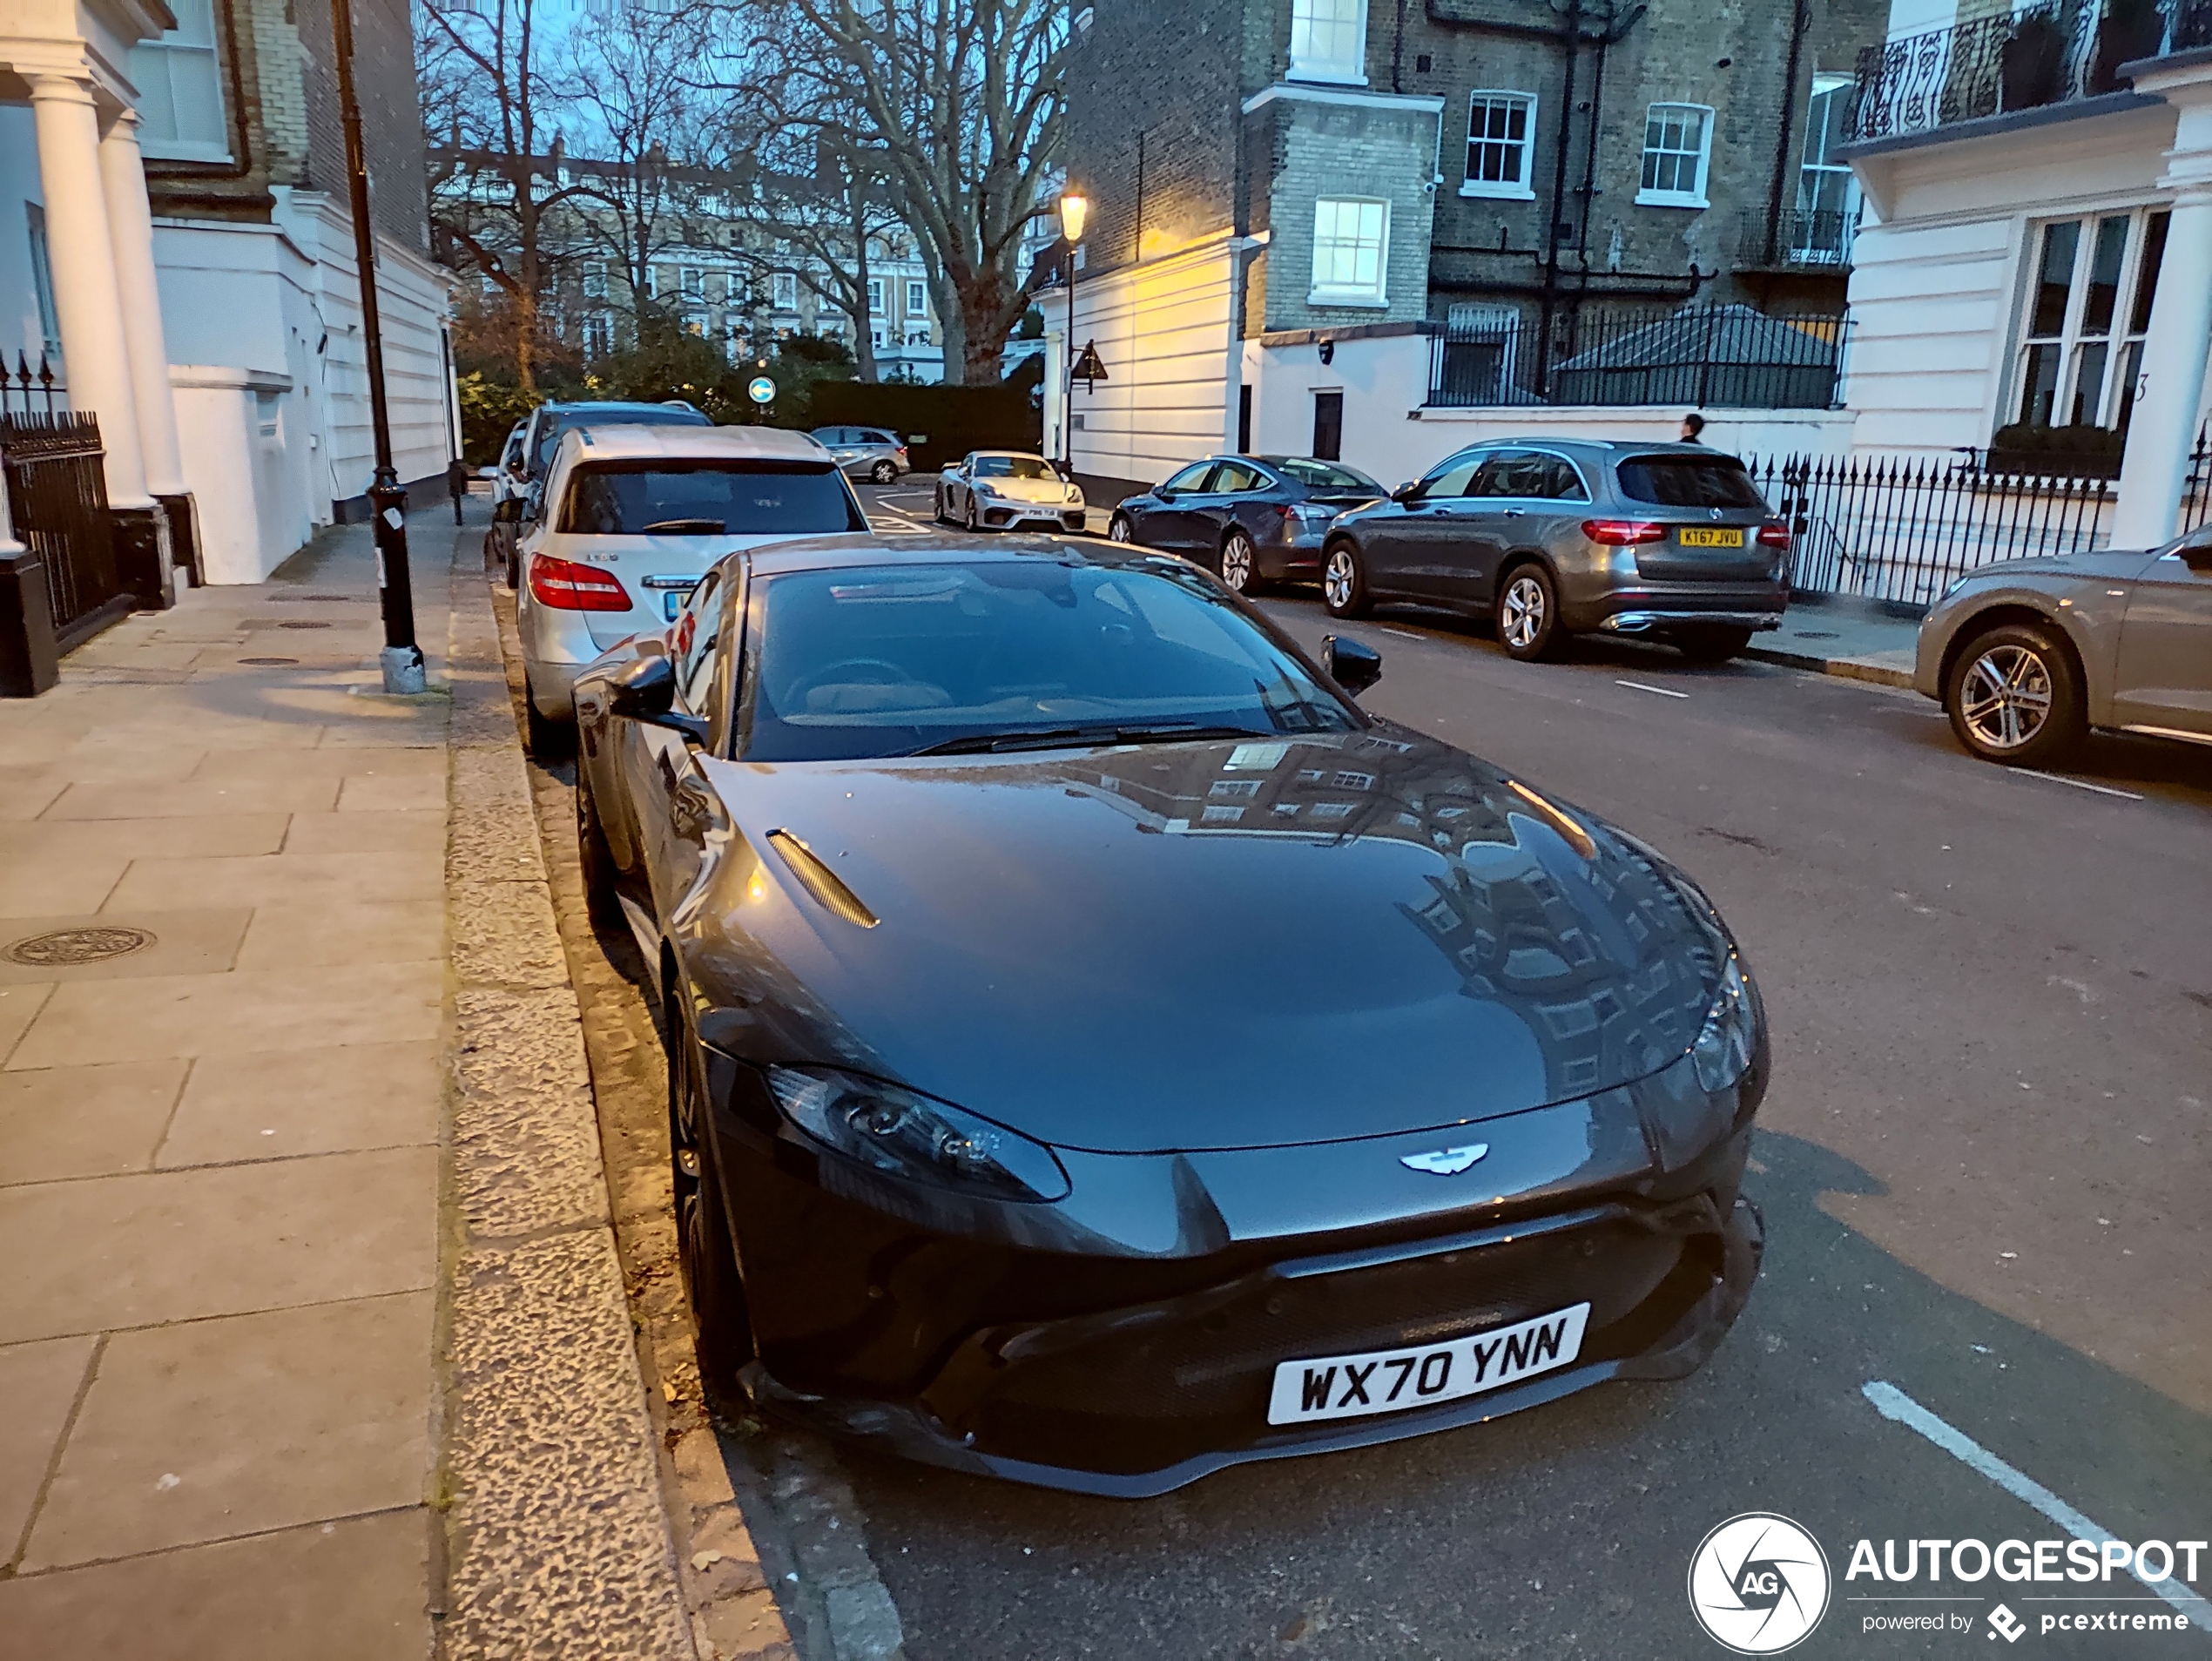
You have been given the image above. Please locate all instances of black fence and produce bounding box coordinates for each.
[1431,305,1848,410]
[1736,207,1858,271]
[1742,435,2212,607]
[1848,0,2212,145]
[0,411,124,639]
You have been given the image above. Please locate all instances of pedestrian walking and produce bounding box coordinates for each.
[1679,412,1705,442]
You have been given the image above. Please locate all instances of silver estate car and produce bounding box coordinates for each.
[504,424,866,756]
[1320,440,1791,663]
[1913,523,2212,766]
[810,426,911,483]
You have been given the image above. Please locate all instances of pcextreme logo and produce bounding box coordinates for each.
[1689,1513,1833,1654]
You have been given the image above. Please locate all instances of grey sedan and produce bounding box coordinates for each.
[1913,524,2212,766]
[810,425,911,483]
[1320,440,1791,663]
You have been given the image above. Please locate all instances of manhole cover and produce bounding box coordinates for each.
[6,926,155,967]
[1791,630,1838,640]
[269,593,368,604]
[277,619,332,629]
[239,656,300,666]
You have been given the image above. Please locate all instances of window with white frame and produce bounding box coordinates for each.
[1463,92,1537,199]
[1791,75,1858,263]
[1289,0,1367,84]
[2012,209,2169,434]
[582,260,607,299]
[867,277,886,314]
[680,266,705,300]
[1637,104,1712,207]
[644,267,661,300]
[582,310,615,357]
[772,272,798,310]
[1309,197,1390,307]
[905,279,927,315]
[128,0,230,161]
[904,327,931,347]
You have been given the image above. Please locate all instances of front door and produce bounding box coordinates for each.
[1379,451,1490,600]
[1312,392,1344,462]
[2110,544,2212,736]
[1143,462,1221,552]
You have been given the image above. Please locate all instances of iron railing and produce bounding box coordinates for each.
[1740,435,2212,606]
[1847,0,2212,145]
[1735,208,1858,271]
[1429,304,1849,410]
[1,353,68,419]
[0,411,122,636]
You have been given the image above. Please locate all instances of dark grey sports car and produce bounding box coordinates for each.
[1108,456,1384,594]
[572,531,1768,1496]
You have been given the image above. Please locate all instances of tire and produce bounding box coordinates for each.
[1944,620,2087,766]
[667,987,754,1394]
[1321,541,1370,618]
[505,533,522,591]
[1218,529,1259,594]
[575,762,624,930]
[933,489,949,524]
[1673,625,1755,665]
[1497,564,1564,662]
[870,460,898,483]
[964,495,980,533]
[524,688,575,760]
[1108,513,1135,544]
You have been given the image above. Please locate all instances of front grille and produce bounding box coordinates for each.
[954,1212,1710,1467]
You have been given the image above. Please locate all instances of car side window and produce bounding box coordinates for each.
[1211,461,1265,492]
[1541,455,1592,502]
[1162,463,1215,493]
[673,570,722,710]
[1420,455,1486,499]
[1471,450,1550,498]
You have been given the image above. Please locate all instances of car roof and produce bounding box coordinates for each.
[971,449,1049,460]
[555,424,833,463]
[742,530,1151,579]
[1443,437,1740,459]
[543,399,704,417]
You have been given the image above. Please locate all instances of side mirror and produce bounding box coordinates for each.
[477,465,498,480]
[2179,534,2212,571]
[1157,487,1177,503]
[1321,633,1382,696]
[492,497,523,525]
[1391,481,1420,503]
[607,652,709,745]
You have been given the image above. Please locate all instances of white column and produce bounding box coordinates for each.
[2111,69,2212,550]
[28,73,151,509]
[98,110,187,499]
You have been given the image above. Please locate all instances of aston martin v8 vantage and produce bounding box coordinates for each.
[571,530,1769,1496]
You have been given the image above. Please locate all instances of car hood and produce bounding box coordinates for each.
[685,730,1730,1154]
[973,476,1074,504]
[1947,549,2159,588]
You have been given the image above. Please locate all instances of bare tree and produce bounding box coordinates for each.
[741,130,908,382]
[724,0,1069,384]
[417,0,588,392]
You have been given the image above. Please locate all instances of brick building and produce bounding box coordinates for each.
[1042,0,1882,499]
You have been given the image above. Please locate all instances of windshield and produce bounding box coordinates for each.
[559,463,866,535]
[1269,458,1381,492]
[530,407,708,474]
[1614,456,1770,510]
[739,559,1360,762]
[973,456,1056,480]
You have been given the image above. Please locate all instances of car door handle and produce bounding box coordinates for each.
[1501,507,1526,517]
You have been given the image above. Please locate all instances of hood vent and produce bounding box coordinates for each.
[765,830,879,928]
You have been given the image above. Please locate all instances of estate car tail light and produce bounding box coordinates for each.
[1581,519,1666,546]
[1757,522,1792,550]
[528,554,632,612]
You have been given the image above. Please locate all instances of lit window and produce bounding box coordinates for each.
[1637,104,1713,207]
[128,0,231,161]
[1463,93,1536,199]
[905,280,927,314]
[1309,197,1390,307]
[2013,210,2168,434]
[1289,0,1367,84]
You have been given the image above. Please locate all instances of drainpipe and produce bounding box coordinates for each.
[1537,0,1581,397]
[1765,0,1812,269]
[1221,232,1271,452]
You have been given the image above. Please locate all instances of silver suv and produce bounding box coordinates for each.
[810,426,911,483]
[1320,440,1791,663]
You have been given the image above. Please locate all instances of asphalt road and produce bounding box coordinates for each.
[826,486,2212,1658]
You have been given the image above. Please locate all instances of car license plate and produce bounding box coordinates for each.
[1678,527,1745,548]
[662,588,693,621]
[1265,1302,1590,1426]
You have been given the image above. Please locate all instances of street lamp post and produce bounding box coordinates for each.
[1058,191,1088,473]
[330,0,425,694]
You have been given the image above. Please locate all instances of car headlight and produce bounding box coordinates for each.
[766,1064,1069,1202]
[1691,955,1760,1092]
[1065,484,1083,503]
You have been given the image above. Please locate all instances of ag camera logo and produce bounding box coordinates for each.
[1689,1513,1832,1654]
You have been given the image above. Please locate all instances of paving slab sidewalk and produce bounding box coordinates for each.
[1744,595,1923,689]
[0,509,698,1659]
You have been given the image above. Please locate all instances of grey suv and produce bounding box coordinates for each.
[1320,440,1791,663]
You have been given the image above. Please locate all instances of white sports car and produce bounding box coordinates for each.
[935,450,1088,533]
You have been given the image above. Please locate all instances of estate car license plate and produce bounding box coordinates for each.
[1265,1302,1590,1426]
[1678,527,1745,548]
[663,588,693,621]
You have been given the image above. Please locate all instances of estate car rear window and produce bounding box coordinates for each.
[1613,456,1770,510]
[738,560,1358,762]
[559,463,866,536]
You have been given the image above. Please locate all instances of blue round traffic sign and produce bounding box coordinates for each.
[746,375,776,405]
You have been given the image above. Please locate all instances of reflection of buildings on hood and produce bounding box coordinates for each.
[1062,726,1713,1103]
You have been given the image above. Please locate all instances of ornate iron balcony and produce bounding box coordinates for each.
[1848,0,2212,145]
[1735,208,1858,271]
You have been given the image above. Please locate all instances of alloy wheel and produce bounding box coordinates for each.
[1220,533,1254,591]
[1501,575,1547,652]
[872,461,897,483]
[1108,515,1132,543]
[965,496,979,532]
[668,1014,707,1306]
[1959,643,2054,751]
[1324,548,1356,609]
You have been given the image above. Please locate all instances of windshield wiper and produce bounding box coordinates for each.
[907,723,1272,757]
[641,517,726,535]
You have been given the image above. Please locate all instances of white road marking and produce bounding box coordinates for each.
[1614,679,1689,699]
[1862,1381,2212,1634]
[869,522,927,536]
[1379,626,1427,641]
[2017,770,2144,801]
